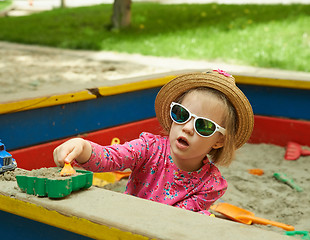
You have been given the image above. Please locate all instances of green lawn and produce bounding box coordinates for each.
[0,0,12,10]
[0,3,309,72]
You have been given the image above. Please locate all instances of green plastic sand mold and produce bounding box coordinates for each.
[16,170,93,198]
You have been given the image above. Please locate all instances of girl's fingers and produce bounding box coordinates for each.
[64,147,81,164]
[53,147,63,167]
[53,144,75,167]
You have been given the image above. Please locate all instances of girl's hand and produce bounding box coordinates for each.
[53,138,92,167]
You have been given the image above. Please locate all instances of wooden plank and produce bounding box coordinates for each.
[1,87,161,151]
[0,90,96,114]
[0,210,92,240]
[0,195,148,240]
[249,115,310,147]
[1,72,309,115]
[238,84,310,120]
[236,75,310,90]
[1,72,309,151]
[0,76,175,115]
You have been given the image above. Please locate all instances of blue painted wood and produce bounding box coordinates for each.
[0,210,92,240]
[1,88,160,151]
[1,84,309,151]
[238,85,310,120]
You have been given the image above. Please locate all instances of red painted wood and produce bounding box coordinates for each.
[11,118,163,170]
[249,115,310,147]
[11,116,310,170]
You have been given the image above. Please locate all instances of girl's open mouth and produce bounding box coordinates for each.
[177,137,189,147]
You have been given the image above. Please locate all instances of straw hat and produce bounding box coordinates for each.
[155,70,254,149]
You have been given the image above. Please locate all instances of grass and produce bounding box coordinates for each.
[0,0,12,10]
[0,3,309,72]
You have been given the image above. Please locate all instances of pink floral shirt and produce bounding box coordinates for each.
[81,132,227,215]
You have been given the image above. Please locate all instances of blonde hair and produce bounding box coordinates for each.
[176,87,237,166]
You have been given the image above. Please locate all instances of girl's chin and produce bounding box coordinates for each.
[172,156,203,172]
[177,162,202,172]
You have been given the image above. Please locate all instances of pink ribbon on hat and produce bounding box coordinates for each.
[213,69,232,77]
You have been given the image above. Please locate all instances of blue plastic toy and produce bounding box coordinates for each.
[0,140,17,174]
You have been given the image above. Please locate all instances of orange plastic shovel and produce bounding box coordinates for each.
[113,170,131,181]
[210,203,294,231]
[60,159,76,176]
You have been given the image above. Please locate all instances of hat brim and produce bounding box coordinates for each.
[155,72,254,149]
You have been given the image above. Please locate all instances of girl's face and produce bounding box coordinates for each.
[169,90,226,172]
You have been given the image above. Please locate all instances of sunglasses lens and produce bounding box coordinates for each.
[171,104,190,123]
[195,118,216,136]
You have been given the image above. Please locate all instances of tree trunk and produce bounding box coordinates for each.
[111,0,132,29]
[60,0,65,8]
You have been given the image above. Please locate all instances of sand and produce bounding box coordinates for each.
[218,143,310,234]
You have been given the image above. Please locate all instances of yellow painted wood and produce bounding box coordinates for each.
[0,195,149,240]
[1,73,309,115]
[0,76,175,115]
[0,90,96,114]
[97,75,175,96]
[235,75,310,90]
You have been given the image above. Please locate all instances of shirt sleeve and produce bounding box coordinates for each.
[79,132,158,172]
[173,175,227,215]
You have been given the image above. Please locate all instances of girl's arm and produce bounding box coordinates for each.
[53,132,159,173]
[53,138,92,167]
[80,132,157,173]
[80,138,145,172]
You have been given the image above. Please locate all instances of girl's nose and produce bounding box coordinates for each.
[182,118,195,136]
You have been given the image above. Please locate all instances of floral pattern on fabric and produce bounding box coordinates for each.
[80,132,227,215]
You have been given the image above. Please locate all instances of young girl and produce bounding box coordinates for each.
[53,69,254,215]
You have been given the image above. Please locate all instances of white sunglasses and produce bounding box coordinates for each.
[170,102,226,137]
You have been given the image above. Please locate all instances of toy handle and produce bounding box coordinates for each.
[237,215,295,231]
[111,137,120,145]
[301,149,310,156]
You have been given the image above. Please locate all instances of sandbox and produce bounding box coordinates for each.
[1,70,309,239]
